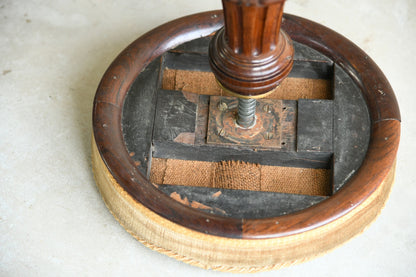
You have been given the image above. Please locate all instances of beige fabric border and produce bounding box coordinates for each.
[92,138,395,273]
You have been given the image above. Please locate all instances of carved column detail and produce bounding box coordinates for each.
[209,0,294,98]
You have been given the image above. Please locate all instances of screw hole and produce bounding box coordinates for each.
[282,107,287,110]
[281,142,286,145]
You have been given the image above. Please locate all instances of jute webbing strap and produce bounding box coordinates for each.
[162,69,332,100]
[150,158,331,196]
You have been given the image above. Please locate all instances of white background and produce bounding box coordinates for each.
[1,0,415,276]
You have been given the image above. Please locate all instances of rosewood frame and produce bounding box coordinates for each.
[93,11,400,239]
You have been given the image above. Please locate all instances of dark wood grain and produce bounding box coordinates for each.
[208,0,294,97]
[93,11,400,239]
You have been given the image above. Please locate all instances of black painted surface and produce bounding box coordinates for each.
[332,65,370,193]
[297,99,334,153]
[292,40,332,62]
[158,184,328,218]
[153,90,196,142]
[289,60,333,80]
[164,51,212,72]
[121,58,161,175]
[152,140,332,169]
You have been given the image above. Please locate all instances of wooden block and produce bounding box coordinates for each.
[150,90,332,169]
[152,140,332,168]
[206,96,297,150]
[332,65,371,192]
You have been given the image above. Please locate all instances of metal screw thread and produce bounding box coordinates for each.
[237,98,256,128]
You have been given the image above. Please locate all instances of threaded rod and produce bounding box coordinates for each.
[237,98,256,128]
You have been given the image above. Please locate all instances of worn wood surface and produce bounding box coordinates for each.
[121,58,162,175]
[157,184,328,219]
[206,97,297,150]
[297,99,333,153]
[93,11,400,239]
[152,139,332,168]
[147,87,331,168]
[153,90,197,143]
[332,65,371,193]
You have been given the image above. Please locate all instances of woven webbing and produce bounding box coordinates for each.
[150,158,331,196]
[162,69,332,100]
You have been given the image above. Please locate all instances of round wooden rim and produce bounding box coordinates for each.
[92,11,400,239]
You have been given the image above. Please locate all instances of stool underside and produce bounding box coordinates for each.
[121,37,370,219]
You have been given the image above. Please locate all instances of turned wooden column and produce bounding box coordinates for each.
[209,0,294,98]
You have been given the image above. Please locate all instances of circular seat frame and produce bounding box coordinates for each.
[92,11,400,272]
